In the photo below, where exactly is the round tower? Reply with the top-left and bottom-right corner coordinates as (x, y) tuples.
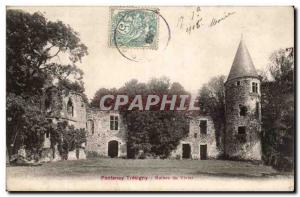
(224, 38), (262, 160)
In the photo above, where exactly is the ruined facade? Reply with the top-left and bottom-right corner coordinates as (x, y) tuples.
(171, 116), (219, 159)
(61, 92), (87, 130)
(41, 38), (262, 161)
(84, 112), (218, 159)
(41, 89), (87, 161)
(85, 109), (127, 158)
(224, 39), (262, 160)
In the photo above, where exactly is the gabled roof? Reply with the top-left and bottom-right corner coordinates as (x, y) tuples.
(226, 38), (258, 82)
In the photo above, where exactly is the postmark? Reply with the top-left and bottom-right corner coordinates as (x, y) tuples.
(109, 7), (159, 49)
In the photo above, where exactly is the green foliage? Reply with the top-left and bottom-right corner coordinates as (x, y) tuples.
(7, 10), (88, 97)
(57, 79), (89, 104)
(50, 121), (86, 159)
(124, 110), (188, 158)
(198, 75), (226, 151)
(261, 48), (294, 171)
(90, 87), (118, 108)
(6, 93), (51, 157)
(6, 9), (88, 160)
(124, 78), (190, 158)
(91, 77), (190, 158)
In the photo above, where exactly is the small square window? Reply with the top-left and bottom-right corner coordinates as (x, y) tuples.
(194, 133), (198, 138)
(236, 81), (241, 86)
(238, 126), (246, 134)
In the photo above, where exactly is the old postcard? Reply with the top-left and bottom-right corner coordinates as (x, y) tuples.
(6, 6), (294, 191)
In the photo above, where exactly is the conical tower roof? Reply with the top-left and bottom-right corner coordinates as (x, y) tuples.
(226, 38), (258, 82)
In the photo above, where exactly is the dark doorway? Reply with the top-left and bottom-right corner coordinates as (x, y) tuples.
(182, 144), (191, 159)
(200, 145), (207, 160)
(108, 140), (118, 158)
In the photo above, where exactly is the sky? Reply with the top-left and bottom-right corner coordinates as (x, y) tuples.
(10, 6), (294, 99)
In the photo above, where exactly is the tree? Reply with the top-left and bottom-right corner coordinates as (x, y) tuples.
(122, 78), (190, 158)
(6, 93), (49, 159)
(261, 48), (294, 171)
(50, 121), (86, 160)
(57, 79), (89, 104)
(90, 77), (190, 158)
(198, 75), (226, 152)
(7, 10), (87, 97)
(90, 87), (118, 108)
(6, 9), (88, 160)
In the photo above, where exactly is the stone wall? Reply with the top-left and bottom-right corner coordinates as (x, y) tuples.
(86, 109), (127, 157)
(42, 91), (87, 161)
(41, 89), (221, 161)
(171, 116), (219, 159)
(225, 77), (262, 160)
(60, 91), (87, 129)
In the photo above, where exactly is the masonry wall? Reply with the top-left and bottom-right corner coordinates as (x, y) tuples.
(225, 77), (262, 160)
(86, 109), (127, 157)
(60, 92), (87, 129)
(171, 116), (219, 159)
(42, 89), (221, 161)
(41, 91), (87, 161)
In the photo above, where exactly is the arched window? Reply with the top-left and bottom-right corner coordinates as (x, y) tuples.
(67, 99), (74, 117)
(87, 119), (94, 135)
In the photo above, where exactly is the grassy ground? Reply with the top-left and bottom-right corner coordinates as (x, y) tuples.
(6, 158), (292, 178)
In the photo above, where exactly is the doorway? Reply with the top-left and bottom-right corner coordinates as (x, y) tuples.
(108, 140), (118, 158)
(182, 144), (191, 159)
(200, 144), (207, 160)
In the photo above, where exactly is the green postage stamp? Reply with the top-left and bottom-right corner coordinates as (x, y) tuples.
(109, 7), (159, 49)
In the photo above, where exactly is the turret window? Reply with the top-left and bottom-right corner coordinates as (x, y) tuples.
(237, 126), (246, 143)
(236, 81), (241, 86)
(238, 126), (246, 134)
(239, 105), (247, 116)
(252, 82), (258, 93)
(256, 102), (260, 119)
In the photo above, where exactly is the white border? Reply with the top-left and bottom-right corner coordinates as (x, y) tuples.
(1, 0), (298, 196)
